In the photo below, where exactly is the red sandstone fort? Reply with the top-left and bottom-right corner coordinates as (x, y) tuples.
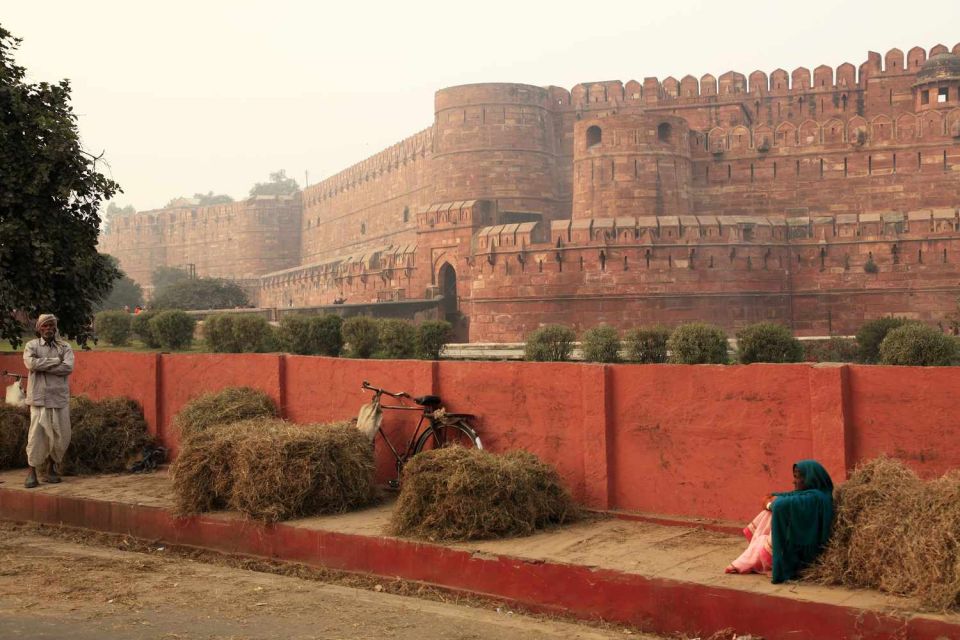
(101, 44), (960, 341)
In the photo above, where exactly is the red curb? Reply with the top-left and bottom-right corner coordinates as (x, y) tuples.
(0, 487), (955, 640)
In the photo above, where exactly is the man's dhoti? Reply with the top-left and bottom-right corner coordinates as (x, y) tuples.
(27, 406), (71, 468)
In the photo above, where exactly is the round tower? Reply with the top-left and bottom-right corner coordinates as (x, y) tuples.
(432, 83), (563, 221)
(572, 114), (692, 219)
(914, 52), (960, 113)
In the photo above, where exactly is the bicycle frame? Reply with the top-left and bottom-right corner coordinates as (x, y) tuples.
(361, 381), (436, 470)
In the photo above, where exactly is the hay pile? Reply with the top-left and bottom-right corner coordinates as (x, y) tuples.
(172, 418), (376, 523)
(809, 457), (960, 610)
(389, 447), (579, 541)
(174, 387), (277, 439)
(64, 396), (153, 474)
(0, 404), (29, 469)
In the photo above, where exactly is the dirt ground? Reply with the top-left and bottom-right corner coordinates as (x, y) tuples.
(0, 521), (662, 640)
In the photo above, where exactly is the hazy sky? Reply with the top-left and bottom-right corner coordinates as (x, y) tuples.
(5, 1), (960, 211)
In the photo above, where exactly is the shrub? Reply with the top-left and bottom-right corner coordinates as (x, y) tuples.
(580, 325), (621, 363)
(149, 310), (196, 351)
(864, 257), (878, 274)
(416, 320), (453, 360)
(151, 277), (249, 311)
(524, 324), (576, 362)
(667, 323), (728, 364)
(378, 319), (417, 359)
(623, 325), (671, 363)
(310, 314), (343, 357)
(736, 322), (804, 364)
(232, 315), (275, 353)
(803, 337), (859, 363)
(203, 314), (239, 352)
(341, 316), (379, 358)
(856, 316), (913, 364)
(131, 310), (161, 348)
(879, 324), (958, 366)
(94, 310), (132, 346)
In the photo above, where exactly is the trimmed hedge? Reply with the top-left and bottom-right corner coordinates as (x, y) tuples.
(624, 325), (670, 363)
(736, 322), (804, 364)
(378, 319), (417, 359)
(203, 314), (239, 353)
(879, 324), (958, 366)
(310, 314), (343, 357)
(94, 310), (132, 346)
(803, 337), (859, 363)
(131, 311), (161, 348)
(667, 323), (728, 364)
(581, 325), (621, 363)
(149, 310), (195, 351)
(524, 325), (576, 362)
(416, 320), (452, 360)
(856, 316), (913, 364)
(232, 315), (275, 353)
(342, 316), (379, 359)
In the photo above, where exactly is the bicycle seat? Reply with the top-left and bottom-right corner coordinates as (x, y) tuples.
(414, 395), (441, 406)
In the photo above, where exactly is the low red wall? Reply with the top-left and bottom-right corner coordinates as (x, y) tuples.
(3, 352), (960, 522)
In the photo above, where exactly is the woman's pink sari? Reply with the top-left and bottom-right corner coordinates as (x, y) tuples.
(728, 510), (774, 574)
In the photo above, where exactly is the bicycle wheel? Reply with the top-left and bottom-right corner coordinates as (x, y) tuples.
(413, 419), (483, 454)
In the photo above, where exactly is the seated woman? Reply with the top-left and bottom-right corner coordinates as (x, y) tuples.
(725, 459), (834, 583)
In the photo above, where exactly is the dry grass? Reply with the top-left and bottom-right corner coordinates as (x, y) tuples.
(174, 387), (277, 439)
(809, 456), (960, 611)
(64, 396), (153, 474)
(0, 404), (29, 469)
(172, 418), (376, 523)
(389, 447), (580, 541)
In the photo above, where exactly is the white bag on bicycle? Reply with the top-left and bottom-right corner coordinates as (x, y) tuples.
(5, 381), (26, 407)
(356, 397), (382, 442)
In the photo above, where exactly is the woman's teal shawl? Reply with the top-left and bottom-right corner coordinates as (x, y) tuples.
(770, 459), (834, 583)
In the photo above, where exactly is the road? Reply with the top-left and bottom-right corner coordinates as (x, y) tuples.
(0, 522), (660, 640)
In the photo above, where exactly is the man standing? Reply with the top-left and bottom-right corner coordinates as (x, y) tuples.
(22, 314), (74, 488)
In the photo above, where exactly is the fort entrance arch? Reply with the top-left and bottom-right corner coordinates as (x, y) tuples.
(438, 262), (466, 341)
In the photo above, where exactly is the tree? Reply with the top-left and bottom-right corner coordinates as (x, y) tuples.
(96, 255), (144, 311)
(102, 202), (136, 233)
(193, 191), (233, 206)
(151, 277), (249, 310)
(249, 170), (299, 197)
(0, 27), (121, 347)
(151, 266), (192, 291)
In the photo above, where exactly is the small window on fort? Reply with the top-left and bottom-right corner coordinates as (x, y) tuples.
(657, 122), (673, 143)
(586, 125), (602, 148)
(921, 90), (930, 105)
(360, 222), (366, 235)
(403, 206), (410, 223)
(938, 88), (949, 103)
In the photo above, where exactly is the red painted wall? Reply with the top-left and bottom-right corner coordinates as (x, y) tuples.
(5, 352), (960, 522)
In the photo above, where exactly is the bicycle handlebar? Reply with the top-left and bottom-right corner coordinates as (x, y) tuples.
(361, 380), (409, 399)
(1, 370), (24, 381)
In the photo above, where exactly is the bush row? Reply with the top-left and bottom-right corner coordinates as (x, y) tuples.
(95, 309), (195, 351)
(524, 318), (960, 366)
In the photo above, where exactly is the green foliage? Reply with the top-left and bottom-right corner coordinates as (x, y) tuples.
(667, 323), (729, 364)
(378, 319), (417, 359)
(277, 314), (344, 356)
(149, 310), (195, 351)
(879, 324), (958, 366)
(249, 170), (299, 197)
(232, 315), (275, 353)
(856, 316), (913, 364)
(864, 257), (879, 274)
(193, 191), (233, 206)
(341, 316), (379, 359)
(803, 337), (859, 363)
(310, 314), (343, 357)
(151, 277), (249, 311)
(102, 202), (135, 233)
(524, 325), (576, 362)
(580, 325), (621, 363)
(202, 314), (239, 353)
(94, 310), (132, 346)
(623, 325), (671, 363)
(131, 311), (160, 348)
(151, 266), (191, 291)
(0, 27), (121, 347)
(416, 320), (452, 360)
(735, 323), (804, 364)
(96, 257), (143, 311)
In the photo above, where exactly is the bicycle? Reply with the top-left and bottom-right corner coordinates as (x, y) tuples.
(360, 380), (482, 487)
